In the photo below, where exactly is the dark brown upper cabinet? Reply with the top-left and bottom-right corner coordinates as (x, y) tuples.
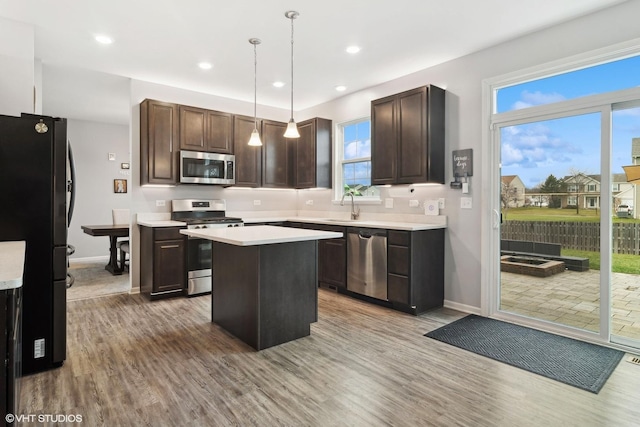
(292, 118), (332, 189)
(371, 85), (445, 185)
(140, 99), (180, 185)
(179, 105), (233, 154)
(262, 119), (290, 188)
(233, 115), (262, 187)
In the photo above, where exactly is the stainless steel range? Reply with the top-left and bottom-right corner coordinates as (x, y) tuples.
(171, 199), (243, 296)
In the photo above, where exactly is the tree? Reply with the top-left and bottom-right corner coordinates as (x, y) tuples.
(539, 174), (563, 208)
(501, 181), (520, 219)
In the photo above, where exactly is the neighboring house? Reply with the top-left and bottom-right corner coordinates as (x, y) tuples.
(613, 173), (635, 211)
(501, 175), (526, 208)
(559, 173), (601, 209)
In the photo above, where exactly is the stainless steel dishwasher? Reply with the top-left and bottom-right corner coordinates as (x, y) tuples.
(347, 228), (388, 300)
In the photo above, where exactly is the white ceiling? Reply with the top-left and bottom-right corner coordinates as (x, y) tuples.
(0, 0), (628, 124)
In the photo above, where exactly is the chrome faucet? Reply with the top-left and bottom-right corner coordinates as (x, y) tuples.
(340, 191), (360, 220)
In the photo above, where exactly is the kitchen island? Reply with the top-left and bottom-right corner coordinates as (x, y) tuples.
(180, 226), (342, 350)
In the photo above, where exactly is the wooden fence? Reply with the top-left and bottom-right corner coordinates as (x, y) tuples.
(501, 221), (640, 255)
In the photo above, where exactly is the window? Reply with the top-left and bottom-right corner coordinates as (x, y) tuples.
(567, 196), (577, 206)
(613, 183), (620, 191)
(587, 184), (597, 192)
(567, 184), (579, 193)
(496, 54), (640, 113)
(336, 118), (379, 200)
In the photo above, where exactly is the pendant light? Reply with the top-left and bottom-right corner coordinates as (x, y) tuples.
(248, 38), (263, 146)
(283, 10), (300, 138)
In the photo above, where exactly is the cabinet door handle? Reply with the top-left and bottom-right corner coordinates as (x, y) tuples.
(160, 244), (180, 249)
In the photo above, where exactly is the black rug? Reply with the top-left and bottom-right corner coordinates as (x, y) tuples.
(425, 315), (624, 393)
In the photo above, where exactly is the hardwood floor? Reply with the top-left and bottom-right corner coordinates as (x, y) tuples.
(19, 289), (640, 426)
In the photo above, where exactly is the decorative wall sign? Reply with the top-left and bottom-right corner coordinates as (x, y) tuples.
(453, 149), (473, 177)
(114, 179), (127, 193)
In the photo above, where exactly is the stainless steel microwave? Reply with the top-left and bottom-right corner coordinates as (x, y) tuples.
(180, 151), (235, 185)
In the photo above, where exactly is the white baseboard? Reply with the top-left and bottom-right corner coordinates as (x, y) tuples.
(130, 286), (140, 294)
(443, 300), (482, 315)
(69, 256), (109, 265)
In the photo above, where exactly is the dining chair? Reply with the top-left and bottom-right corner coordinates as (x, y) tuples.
(112, 209), (130, 271)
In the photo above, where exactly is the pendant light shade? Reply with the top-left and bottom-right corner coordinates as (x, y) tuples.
(283, 10), (300, 139)
(248, 38), (263, 146)
(248, 128), (262, 146)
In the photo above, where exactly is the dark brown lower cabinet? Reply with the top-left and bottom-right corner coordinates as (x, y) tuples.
(139, 226), (186, 300)
(292, 223), (347, 289)
(387, 228), (444, 314)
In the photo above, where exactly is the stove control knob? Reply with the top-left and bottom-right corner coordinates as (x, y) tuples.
(227, 224), (233, 228)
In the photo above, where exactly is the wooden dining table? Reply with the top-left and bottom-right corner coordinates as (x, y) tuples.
(81, 224), (129, 275)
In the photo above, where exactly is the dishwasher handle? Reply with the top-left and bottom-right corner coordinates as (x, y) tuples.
(352, 228), (387, 239)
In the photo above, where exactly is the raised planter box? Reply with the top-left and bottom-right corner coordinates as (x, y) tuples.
(501, 255), (566, 277)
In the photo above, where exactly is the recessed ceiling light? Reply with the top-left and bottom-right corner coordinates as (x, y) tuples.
(198, 62), (213, 70)
(346, 46), (361, 54)
(273, 81), (285, 88)
(95, 35), (113, 45)
(335, 85), (347, 92)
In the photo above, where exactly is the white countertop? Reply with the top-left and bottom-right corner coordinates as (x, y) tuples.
(181, 225), (342, 246)
(137, 219), (186, 227)
(137, 211), (446, 231)
(287, 217), (446, 231)
(0, 241), (26, 290)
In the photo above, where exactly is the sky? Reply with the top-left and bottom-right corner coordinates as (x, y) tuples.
(498, 55), (640, 188)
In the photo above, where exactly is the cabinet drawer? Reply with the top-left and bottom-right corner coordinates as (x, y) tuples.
(388, 274), (410, 305)
(154, 227), (184, 241)
(388, 230), (410, 246)
(388, 245), (409, 276)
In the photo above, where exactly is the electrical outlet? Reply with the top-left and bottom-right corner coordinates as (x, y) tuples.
(409, 199), (419, 207)
(156, 200), (165, 207)
(253, 200), (261, 206)
(385, 198), (394, 209)
(461, 197), (472, 209)
(305, 199), (314, 205)
(438, 198), (445, 209)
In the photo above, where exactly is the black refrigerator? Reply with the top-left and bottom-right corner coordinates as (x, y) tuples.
(0, 113), (70, 375)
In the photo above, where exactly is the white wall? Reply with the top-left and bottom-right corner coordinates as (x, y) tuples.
(298, 0), (640, 311)
(0, 17), (34, 115)
(66, 119), (131, 259)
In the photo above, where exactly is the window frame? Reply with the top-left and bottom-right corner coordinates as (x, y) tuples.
(481, 36), (640, 345)
(333, 117), (381, 204)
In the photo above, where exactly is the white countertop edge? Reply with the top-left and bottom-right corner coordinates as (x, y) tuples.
(181, 226), (342, 246)
(0, 241), (26, 290)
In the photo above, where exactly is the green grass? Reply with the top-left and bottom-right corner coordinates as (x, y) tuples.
(503, 206), (640, 223)
(561, 249), (640, 274)
(503, 207), (640, 274)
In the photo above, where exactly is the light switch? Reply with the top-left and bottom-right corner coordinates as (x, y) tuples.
(461, 197), (472, 209)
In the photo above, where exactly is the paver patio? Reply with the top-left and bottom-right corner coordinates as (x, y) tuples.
(501, 269), (640, 340)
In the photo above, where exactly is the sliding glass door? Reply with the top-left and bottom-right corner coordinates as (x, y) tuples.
(611, 102), (640, 348)
(498, 112), (603, 335)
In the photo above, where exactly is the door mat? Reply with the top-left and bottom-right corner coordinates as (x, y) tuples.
(425, 315), (624, 393)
